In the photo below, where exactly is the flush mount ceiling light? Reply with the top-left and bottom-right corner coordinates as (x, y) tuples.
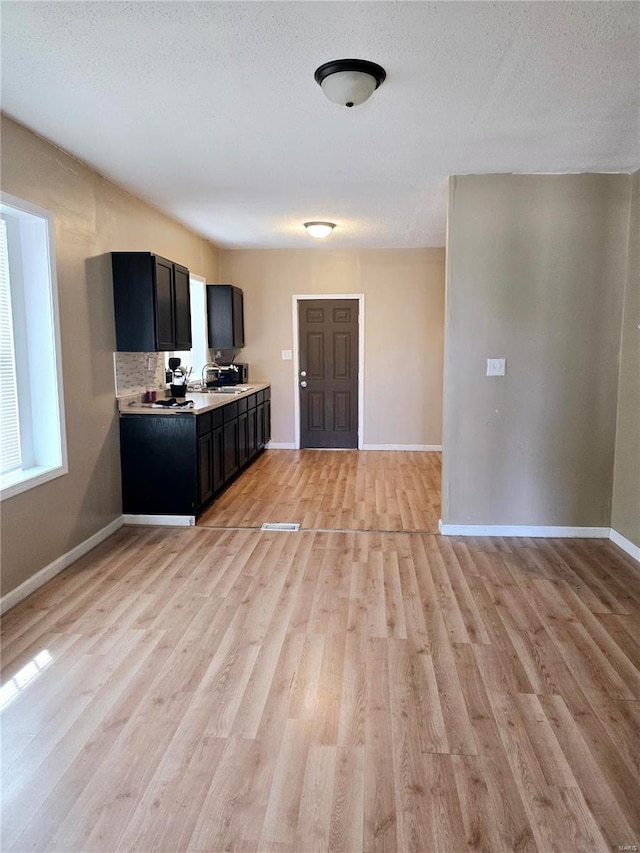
(314, 58), (386, 108)
(304, 221), (336, 239)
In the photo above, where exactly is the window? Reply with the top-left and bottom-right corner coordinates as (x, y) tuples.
(0, 193), (67, 499)
(165, 272), (208, 381)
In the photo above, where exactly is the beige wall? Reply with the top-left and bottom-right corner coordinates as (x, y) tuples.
(443, 174), (630, 528)
(612, 170), (640, 548)
(0, 117), (219, 596)
(219, 248), (445, 448)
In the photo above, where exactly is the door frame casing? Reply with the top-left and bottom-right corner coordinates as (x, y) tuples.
(292, 294), (365, 450)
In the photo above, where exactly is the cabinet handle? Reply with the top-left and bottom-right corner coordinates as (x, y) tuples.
(300, 370), (307, 377)
(300, 380), (307, 388)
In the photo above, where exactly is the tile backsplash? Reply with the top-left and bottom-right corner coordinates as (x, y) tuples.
(114, 352), (166, 397)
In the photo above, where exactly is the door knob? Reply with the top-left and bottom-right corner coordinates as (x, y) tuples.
(300, 380), (307, 388)
(300, 370), (307, 377)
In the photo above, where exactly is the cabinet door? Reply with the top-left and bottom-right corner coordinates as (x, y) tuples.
(247, 406), (257, 458)
(238, 411), (248, 468)
(120, 414), (196, 515)
(112, 253), (157, 352)
(223, 418), (239, 480)
(264, 399), (271, 444)
(232, 286), (245, 347)
(173, 264), (192, 350)
(197, 432), (214, 507)
(154, 256), (175, 351)
(207, 285), (244, 349)
(212, 426), (224, 492)
(256, 403), (265, 450)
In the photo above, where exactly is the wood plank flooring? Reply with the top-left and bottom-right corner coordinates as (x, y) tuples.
(2, 523), (640, 852)
(198, 450), (442, 532)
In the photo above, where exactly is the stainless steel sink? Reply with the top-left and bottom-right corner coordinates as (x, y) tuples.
(203, 385), (254, 395)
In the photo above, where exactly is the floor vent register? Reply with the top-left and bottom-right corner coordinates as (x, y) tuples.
(260, 522), (301, 532)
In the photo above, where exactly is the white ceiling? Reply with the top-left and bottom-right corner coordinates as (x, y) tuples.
(2, 1), (639, 249)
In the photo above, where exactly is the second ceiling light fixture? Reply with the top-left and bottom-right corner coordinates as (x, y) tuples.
(304, 222), (336, 239)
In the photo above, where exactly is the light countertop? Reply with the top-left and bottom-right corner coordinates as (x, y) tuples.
(118, 383), (270, 416)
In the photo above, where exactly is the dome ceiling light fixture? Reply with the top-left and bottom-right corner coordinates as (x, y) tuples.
(314, 58), (386, 108)
(304, 221), (336, 239)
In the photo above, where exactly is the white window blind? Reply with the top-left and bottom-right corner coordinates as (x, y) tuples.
(0, 217), (22, 475)
(0, 193), (67, 500)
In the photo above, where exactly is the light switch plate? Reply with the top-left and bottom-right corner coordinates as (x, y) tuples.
(281, 349), (292, 361)
(487, 357), (506, 376)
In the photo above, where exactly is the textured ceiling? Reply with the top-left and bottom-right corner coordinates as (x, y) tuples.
(2, 1), (639, 248)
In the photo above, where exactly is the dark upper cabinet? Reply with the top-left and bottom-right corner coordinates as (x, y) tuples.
(112, 252), (192, 352)
(173, 264), (192, 350)
(154, 256), (175, 350)
(207, 285), (244, 349)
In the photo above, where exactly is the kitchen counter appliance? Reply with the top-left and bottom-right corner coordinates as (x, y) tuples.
(200, 362), (248, 388)
(215, 363), (249, 385)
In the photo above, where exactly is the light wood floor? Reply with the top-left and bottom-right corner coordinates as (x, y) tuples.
(198, 450), (442, 532)
(2, 520), (639, 851)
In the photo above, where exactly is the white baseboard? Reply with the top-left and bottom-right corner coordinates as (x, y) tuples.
(1, 515), (125, 615)
(438, 520), (611, 539)
(362, 444), (442, 452)
(123, 514), (195, 527)
(610, 528), (640, 562)
(264, 443), (442, 452)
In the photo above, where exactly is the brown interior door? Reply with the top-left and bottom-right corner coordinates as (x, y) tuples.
(298, 299), (359, 449)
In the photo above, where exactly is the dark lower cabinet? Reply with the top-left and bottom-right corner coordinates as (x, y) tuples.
(255, 387), (272, 450)
(212, 425), (224, 493)
(247, 407), (257, 457)
(120, 387), (271, 519)
(223, 418), (239, 479)
(238, 411), (249, 468)
(264, 398), (271, 443)
(121, 414), (197, 515)
(201, 409), (225, 501)
(222, 402), (239, 480)
(198, 431), (214, 507)
(256, 404), (264, 450)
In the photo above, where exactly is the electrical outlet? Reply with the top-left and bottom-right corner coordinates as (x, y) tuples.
(147, 355), (154, 371)
(486, 358), (506, 376)
(281, 349), (292, 361)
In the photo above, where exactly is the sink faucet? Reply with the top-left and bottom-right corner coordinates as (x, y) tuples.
(201, 362), (219, 389)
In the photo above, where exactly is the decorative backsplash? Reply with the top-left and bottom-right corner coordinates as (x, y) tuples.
(114, 352), (166, 397)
